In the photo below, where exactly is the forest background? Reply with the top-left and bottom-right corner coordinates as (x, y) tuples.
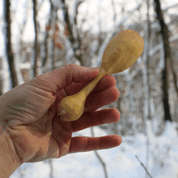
(1, 0), (178, 177)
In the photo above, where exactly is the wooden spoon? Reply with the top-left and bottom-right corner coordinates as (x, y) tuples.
(57, 29), (144, 121)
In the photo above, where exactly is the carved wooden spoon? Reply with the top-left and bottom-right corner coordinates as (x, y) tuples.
(57, 29), (144, 121)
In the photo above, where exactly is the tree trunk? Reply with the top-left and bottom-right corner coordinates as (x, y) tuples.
(5, 0), (18, 88)
(42, 1), (53, 70)
(49, 0), (57, 71)
(146, 0), (151, 121)
(154, 0), (172, 122)
(33, 0), (38, 77)
(61, 0), (75, 44)
(0, 57), (2, 95)
(61, 0), (84, 65)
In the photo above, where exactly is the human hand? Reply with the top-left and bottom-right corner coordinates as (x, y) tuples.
(0, 63), (122, 165)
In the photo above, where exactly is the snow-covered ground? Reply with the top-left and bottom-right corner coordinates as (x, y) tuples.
(10, 120), (178, 178)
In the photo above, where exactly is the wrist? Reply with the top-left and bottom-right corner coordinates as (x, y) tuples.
(0, 126), (21, 178)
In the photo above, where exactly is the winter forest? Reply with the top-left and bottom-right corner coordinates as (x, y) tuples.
(1, 0), (178, 177)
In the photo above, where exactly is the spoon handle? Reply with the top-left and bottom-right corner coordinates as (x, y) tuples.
(78, 68), (106, 99)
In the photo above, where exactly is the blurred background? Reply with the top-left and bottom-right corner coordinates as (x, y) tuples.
(1, 0), (178, 177)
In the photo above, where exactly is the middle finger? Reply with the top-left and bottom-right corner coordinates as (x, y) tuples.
(71, 108), (120, 132)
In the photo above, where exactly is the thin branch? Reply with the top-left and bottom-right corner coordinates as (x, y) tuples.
(135, 155), (153, 178)
(111, 0), (116, 22)
(149, 34), (178, 57)
(163, 3), (178, 12)
(91, 127), (108, 178)
(48, 159), (54, 178)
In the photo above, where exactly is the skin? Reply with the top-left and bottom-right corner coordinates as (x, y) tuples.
(0, 63), (122, 177)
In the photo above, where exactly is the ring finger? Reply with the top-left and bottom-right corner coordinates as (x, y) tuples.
(84, 86), (120, 112)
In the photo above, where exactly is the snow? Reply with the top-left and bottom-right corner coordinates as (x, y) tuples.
(9, 120), (178, 178)
(1, 0), (178, 177)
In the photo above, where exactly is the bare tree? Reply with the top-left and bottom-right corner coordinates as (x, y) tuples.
(42, 0), (57, 72)
(4, 0), (18, 88)
(61, 0), (85, 66)
(144, 0), (151, 174)
(0, 57), (3, 95)
(18, 1), (30, 62)
(33, 0), (38, 77)
(154, 0), (172, 122)
(49, 0), (58, 71)
(42, 2), (52, 69)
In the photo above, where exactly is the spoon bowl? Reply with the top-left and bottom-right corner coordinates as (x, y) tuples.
(101, 29), (144, 74)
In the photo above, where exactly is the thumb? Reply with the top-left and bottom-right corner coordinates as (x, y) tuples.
(36, 63), (100, 94)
